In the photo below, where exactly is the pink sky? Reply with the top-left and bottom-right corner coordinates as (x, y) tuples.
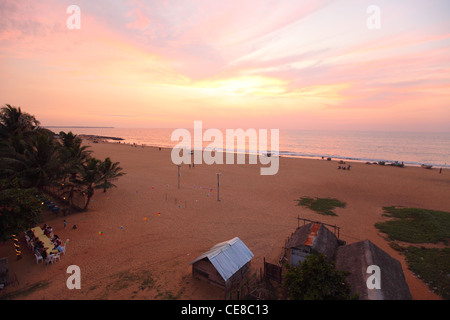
(0, 0), (449, 131)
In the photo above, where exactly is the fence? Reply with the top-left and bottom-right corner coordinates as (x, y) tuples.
(263, 258), (282, 283)
(296, 216), (341, 239)
(225, 271), (260, 300)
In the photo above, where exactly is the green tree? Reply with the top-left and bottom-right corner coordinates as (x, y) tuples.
(0, 104), (40, 139)
(1, 105), (125, 214)
(57, 131), (91, 206)
(79, 157), (125, 210)
(98, 157), (125, 192)
(0, 180), (42, 242)
(283, 253), (357, 300)
(0, 105), (42, 185)
(78, 157), (103, 211)
(20, 133), (60, 189)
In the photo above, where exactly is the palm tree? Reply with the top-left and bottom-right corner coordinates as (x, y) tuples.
(0, 104), (39, 139)
(79, 157), (103, 211)
(98, 157), (125, 192)
(57, 131), (91, 206)
(79, 157), (125, 211)
(0, 105), (43, 187)
(58, 131), (91, 172)
(21, 133), (60, 190)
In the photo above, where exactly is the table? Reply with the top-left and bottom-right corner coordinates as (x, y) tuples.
(31, 227), (58, 255)
(31, 226), (44, 236)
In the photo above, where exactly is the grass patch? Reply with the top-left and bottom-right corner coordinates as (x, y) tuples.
(403, 246), (450, 300)
(138, 273), (156, 291)
(91, 269), (157, 299)
(296, 197), (346, 216)
(108, 270), (156, 292)
(0, 280), (50, 300)
(155, 289), (183, 300)
(376, 206), (450, 299)
(375, 206), (450, 244)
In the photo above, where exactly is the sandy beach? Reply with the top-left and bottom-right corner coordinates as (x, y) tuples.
(1, 140), (449, 300)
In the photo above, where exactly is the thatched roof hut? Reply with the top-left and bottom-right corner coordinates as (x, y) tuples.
(335, 239), (412, 300)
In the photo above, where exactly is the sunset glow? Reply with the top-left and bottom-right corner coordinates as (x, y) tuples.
(0, 0), (449, 131)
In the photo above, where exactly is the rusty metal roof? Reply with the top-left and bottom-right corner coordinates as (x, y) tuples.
(287, 222), (339, 261)
(304, 222), (321, 246)
(190, 237), (254, 282)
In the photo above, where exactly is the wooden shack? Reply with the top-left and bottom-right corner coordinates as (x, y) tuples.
(286, 222), (339, 265)
(0, 258), (10, 288)
(190, 237), (254, 290)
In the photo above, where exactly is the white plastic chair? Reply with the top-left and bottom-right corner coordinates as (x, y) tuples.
(34, 253), (43, 264)
(53, 253), (61, 262)
(45, 254), (57, 265)
(25, 235), (30, 247)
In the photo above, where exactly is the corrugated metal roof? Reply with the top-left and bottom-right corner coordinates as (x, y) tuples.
(190, 237), (254, 282)
(304, 222), (321, 246)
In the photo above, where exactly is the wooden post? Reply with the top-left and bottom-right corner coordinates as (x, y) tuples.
(217, 172), (222, 201)
(263, 257), (266, 280)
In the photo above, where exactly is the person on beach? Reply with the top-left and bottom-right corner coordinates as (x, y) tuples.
(34, 240), (42, 254)
(40, 247), (48, 260)
(44, 226), (53, 236)
(52, 235), (61, 246)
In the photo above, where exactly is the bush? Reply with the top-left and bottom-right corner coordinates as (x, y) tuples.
(0, 180), (42, 241)
(283, 253), (357, 300)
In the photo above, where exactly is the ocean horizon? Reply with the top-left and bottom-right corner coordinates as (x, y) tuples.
(45, 127), (450, 168)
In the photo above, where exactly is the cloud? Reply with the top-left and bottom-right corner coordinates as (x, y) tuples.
(126, 7), (151, 30)
(1, 0), (449, 130)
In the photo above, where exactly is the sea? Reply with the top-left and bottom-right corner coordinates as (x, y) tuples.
(45, 127), (450, 168)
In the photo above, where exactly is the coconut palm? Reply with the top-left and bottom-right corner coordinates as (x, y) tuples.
(21, 133), (60, 190)
(0, 104), (39, 139)
(57, 131), (92, 206)
(98, 157), (125, 192)
(0, 105), (44, 186)
(58, 131), (91, 171)
(78, 157), (125, 211)
(78, 157), (103, 211)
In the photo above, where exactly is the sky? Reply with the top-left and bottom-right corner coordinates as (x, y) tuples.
(0, 0), (449, 131)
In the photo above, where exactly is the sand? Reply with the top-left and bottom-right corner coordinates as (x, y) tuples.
(1, 140), (449, 300)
